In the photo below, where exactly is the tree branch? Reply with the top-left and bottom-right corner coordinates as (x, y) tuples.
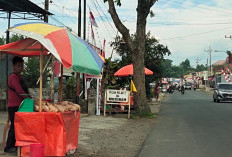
(149, 0), (158, 8)
(107, 0), (134, 51)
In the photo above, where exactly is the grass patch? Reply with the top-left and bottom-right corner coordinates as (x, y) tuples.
(131, 111), (158, 119)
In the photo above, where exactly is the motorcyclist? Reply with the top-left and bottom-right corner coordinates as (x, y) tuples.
(181, 84), (185, 94)
(193, 82), (197, 91)
(169, 84), (174, 94)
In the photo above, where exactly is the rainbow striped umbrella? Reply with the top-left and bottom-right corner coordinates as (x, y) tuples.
(9, 22), (104, 75)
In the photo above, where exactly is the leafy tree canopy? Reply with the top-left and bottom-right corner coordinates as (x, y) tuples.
(109, 32), (171, 98)
(196, 64), (208, 72)
(23, 57), (50, 88)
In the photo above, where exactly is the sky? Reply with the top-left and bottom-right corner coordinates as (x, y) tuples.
(1, 0), (232, 67)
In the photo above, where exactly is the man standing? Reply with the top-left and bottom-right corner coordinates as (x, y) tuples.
(154, 83), (160, 101)
(4, 56), (28, 153)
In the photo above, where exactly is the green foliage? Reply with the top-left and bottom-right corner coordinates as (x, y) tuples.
(0, 34), (24, 45)
(226, 50), (231, 55)
(10, 34), (24, 43)
(102, 57), (121, 88)
(196, 64), (207, 72)
(109, 32), (171, 98)
(103, 0), (121, 6)
(22, 57), (50, 88)
(0, 36), (5, 45)
(161, 59), (208, 78)
(131, 111), (158, 119)
(149, 10), (155, 18)
(161, 59), (174, 78)
(64, 75), (76, 99)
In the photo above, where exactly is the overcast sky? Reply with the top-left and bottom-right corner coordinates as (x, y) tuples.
(1, 0), (232, 67)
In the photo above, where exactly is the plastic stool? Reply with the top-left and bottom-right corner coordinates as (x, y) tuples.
(30, 144), (44, 157)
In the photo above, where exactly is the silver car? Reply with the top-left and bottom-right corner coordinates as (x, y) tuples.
(184, 82), (192, 90)
(213, 83), (232, 103)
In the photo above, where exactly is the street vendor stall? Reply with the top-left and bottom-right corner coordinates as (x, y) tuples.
(0, 22), (104, 156)
(15, 111), (80, 156)
(107, 64), (153, 118)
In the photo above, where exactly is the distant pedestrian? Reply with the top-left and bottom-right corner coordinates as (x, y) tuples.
(154, 84), (160, 101)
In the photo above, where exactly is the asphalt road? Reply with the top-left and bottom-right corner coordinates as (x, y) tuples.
(138, 89), (232, 157)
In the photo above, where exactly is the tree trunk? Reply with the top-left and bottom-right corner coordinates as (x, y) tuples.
(132, 1), (151, 115)
(107, 0), (157, 115)
(229, 54), (232, 64)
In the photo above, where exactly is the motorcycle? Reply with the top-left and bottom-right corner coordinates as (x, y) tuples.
(168, 86), (174, 94)
(181, 89), (185, 95)
(180, 85), (185, 95)
(169, 88), (174, 94)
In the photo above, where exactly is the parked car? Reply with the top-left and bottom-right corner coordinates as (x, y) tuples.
(184, 82), (192, 90)
(213, 83), (232, 103)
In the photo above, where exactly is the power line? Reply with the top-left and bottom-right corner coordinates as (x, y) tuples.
(50, 3), (78, 12)
(149, 21), (232, 26)
(50, 2), (77, 25)
(87, 1), (117, 49)
(161, 26), (232, 40)
(94, 0), (117, 33)
(156, 0), (232, 17)
(90, 0), (116, 34)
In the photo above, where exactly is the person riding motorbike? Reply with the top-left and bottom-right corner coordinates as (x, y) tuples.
(181, 84), (185, 94)
(168, 85), (174, 94)
(193, 82), (197, 91)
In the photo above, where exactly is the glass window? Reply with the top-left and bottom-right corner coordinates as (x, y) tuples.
(219, 84), (232, 90)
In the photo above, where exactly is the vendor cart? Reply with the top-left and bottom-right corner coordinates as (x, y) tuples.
(0, 22), (104, 156)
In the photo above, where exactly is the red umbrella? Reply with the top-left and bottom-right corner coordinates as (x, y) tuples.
(162, 80), (168, 84)
(114, 64), (153, 77)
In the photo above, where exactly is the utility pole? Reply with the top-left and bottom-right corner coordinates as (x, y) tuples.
(44, 0), (49, 22)
(5, 11), (11, 109)
(204, 46), (213, 76)
(195, 57), (201, 67)
(76, 0), (81, 104)
(82, 0), (86, 99)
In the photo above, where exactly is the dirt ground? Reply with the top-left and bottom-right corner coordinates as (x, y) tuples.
(71, 93), (165, 157)
(72, 114), (157, 157)
(0, 94), (164, 157)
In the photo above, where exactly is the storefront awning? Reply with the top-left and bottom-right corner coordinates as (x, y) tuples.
(0, 0), (52, 16)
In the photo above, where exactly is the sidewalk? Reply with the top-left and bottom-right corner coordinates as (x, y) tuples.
(0, 112), (16, 156)
(0, 111), (8, 124)
(199, 85), (214, 95)
(149, 92), (165, 114)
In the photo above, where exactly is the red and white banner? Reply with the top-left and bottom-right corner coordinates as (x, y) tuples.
(221, 69), (231, 83)
(102, 39), (106, 59)
(226, 67), (232, 78)
(90, 11), (98, 27)
(91, 24), (95, 40)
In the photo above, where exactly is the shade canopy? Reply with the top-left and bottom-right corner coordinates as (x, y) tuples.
(0, 0), (52, 16)
(0, 38), (48, 56)
(1, 22), (104, 75)
(114, 64), (153, 77)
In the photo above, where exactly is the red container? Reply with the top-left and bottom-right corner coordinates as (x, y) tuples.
(30, 144), (45, 157)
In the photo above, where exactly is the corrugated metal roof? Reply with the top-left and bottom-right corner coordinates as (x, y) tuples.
(212, 60), (226, 66)
(0, 0), (52, 16)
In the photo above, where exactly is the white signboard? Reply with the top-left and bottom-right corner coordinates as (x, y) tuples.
(106, 89), (129, 102)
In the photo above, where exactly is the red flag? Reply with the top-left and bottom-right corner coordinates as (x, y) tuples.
(102, 39), (106, 59)
(91, 24), (95, 40)
(53, 60), (61, 77)
(90, 11), (98, 27)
